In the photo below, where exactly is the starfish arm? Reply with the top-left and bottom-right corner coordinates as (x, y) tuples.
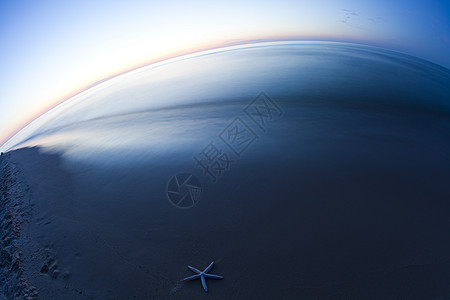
(204, 261), (215, 273)
(187, 266), (202, 274)
(204, 273), (223, 279)
(201, 274), (208, 292)
(183, 274), (201, 281)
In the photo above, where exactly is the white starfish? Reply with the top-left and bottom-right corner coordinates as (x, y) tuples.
(183, 261), (223, 292)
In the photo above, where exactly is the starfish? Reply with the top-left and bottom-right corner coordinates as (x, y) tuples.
(183, 261), (223, 292)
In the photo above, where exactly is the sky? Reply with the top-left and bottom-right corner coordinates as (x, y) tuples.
(0, 0), (449, 150)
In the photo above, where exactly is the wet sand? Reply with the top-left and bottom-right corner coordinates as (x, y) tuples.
(2, 131), (450, 300)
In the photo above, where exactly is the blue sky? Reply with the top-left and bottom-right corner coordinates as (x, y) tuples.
(0, 0), (449, 149)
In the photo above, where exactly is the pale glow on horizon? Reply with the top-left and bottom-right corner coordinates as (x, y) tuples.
(1, 0), (449, 150)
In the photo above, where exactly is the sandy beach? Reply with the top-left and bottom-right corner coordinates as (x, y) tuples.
(2, 136), (450, 299)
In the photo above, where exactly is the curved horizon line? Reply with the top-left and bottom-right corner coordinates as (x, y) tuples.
(1, 38), (446, 151)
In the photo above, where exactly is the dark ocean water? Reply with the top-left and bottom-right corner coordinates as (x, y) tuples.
(4, 42), (450, 299)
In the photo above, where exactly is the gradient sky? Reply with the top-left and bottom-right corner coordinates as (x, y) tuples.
(1, 0), (449, 150)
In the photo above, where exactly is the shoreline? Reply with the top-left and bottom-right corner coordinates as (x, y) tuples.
(0, 148), (89, 299)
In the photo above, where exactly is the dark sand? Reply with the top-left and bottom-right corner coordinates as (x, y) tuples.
(2, 101), (450, 300)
